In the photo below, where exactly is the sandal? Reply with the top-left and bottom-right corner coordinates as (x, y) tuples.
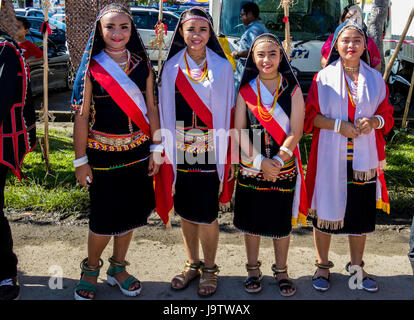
(272, 264), (296, 297)
(106, 257), (141, 297)
(171, 261), (203, 290)
(74, 258), (104, 300)
(244, 261), (263, 294)
(312, 260), (334, 292)
(198, 264), (220, 298)
(345, 260), (378, 293)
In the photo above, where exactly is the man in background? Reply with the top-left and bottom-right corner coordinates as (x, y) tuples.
(231, 2), (268, 89)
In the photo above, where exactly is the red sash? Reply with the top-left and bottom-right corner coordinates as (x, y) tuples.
(240, 84), (308, 217)
(176, 68), (234, 203)
(89, 59), (150, 137)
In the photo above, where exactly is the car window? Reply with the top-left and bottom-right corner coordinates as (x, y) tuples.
(148, 13), (178, 32)
(28, 19), (43, 31)
(133, 13), (150, 29)
(162, 14), (178, 31)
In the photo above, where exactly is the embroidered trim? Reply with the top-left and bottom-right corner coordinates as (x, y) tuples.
(91, 156), (149, 171)
(237, 181), (295, 192)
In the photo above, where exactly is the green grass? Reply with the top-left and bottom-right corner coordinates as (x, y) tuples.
(4, 126), (414, 219)
(5, 128), (89, 216)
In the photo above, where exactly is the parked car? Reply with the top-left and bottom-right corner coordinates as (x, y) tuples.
(15, 7), (45, 18)
(18, 16), (66, 52)
(130, 7), (180, 63)
(51, 13), (65, 24)
(24, 33), (71, 96)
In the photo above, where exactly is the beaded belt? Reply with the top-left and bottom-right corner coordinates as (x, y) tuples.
(176, 128), (214, 154)
(89, 130), (146, 147)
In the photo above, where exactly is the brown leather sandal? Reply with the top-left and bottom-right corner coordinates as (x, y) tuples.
(171, 261), (202, 290)
(198, 264), (220, 298)
(244, 261), (263, 293)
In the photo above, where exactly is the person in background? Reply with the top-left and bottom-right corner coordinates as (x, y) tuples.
(16, 16), (43, 64)
(0, 29), (36, 301)
(231, 2), (268, 89)
(320, 4), (381, 72)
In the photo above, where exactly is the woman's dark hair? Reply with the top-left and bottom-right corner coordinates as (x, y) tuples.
(180, 7), (213, 31)
(241, 2), (260, 19)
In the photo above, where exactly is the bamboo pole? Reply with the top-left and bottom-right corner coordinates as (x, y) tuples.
(401, 66), (414, 129)
(280, 0), (292, 57)
(383, 7), (414, 82)
(157, 0), (164, 73)
(42, 0), (51, 173)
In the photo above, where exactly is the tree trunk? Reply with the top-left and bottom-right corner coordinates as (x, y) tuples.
(367, 0), (389, 73)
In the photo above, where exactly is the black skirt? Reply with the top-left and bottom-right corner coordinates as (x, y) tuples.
(234, 162), (297, 238)
(312, 167), (378, 236)
(174, 169), (220, 225)
(87, 148), (155, 236)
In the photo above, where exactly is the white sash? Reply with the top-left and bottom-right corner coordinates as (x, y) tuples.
(158, 48), (235, 184)
(93, 51), (149, 123)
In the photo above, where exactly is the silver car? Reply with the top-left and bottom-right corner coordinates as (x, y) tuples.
(130, 7), (180, 63)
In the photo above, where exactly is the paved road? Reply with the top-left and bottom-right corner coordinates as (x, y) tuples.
(8, 211), (414, 301)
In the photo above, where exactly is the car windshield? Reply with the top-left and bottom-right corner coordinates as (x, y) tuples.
(220, 0), (350, 40)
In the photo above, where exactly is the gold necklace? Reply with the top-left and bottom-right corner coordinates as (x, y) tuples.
(343, 64), (359, 72)
(256, 75), (281, 122)
(184, 52), (208, 84)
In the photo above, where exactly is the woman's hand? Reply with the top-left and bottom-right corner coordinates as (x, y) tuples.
(148, 152), (161, 176)
(339, 121), (360, 138)
(356, 117), (377, 135)
(75, 164), (93, 188)
(261, 158), (281, 182)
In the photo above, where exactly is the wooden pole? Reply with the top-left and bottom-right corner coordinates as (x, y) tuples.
(282, 1), (291, 57)
(158, 0), (164, 74)
(42, 0), (51, 173)
(383, 7), (414, 82)
(401, 67), (414, 129)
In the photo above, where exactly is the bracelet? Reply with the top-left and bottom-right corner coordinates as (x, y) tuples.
(374, 115), (384, 129)
(150, 144), (164, 153)
(253, 154), (265, 170)
(73, 155), (88, 168)
(272, 155), (284, 167)
(334, 119), (342, 133)
(279, 146), (293, 158)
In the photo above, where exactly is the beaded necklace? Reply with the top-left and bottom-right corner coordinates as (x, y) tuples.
(256, 75), (281, 122)
(184, 52), (208, 84)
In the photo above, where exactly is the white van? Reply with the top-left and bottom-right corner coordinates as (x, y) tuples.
(131, 7), (180, 63)
(209, 0), (351, 93)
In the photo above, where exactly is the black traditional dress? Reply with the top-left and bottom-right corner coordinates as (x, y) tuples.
(86, 54), (155, 236)
(234, 76), (298, 238)
(174, 86), (220, 224)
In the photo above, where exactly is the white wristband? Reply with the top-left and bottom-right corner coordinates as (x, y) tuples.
(150, 144), (164, 153)
(253, 154), (265, 170)
(334, 119), (342, 133)
(279, 146), (293, 158)
(272, 155), (284, 167)
(374, 115), (384, 129)
(73, 155), (88, 168)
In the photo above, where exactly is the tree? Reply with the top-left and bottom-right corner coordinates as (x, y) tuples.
(367, 0), (389, 73)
